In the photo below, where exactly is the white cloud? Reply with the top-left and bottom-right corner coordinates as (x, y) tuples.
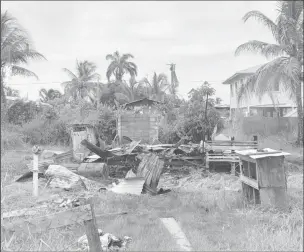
(129, 20), (176, 39)
(168, 44), (233, 56)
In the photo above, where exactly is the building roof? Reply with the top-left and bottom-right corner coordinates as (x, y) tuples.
(222, 64), (264, 85)
(214, 104), (230, 109)
(250, 103), (295, 108)
(124, 98), (162, 107)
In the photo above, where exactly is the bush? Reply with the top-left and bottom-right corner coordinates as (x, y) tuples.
(22, 119), (70, 146)
(1, 123), (25, 151)
(7, 100), (42, 125)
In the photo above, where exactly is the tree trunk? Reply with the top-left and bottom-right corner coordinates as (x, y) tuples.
(295, 83), (303, 146)
(1, 74), (6, 105)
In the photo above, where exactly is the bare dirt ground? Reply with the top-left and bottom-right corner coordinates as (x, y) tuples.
(1, 148), (303, 251)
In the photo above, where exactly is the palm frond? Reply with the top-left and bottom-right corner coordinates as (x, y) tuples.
(62, 68), (77, 80)
(242, 10), (278, 39)
(11, 65), (38, 79)
(235, 40), (286, 58)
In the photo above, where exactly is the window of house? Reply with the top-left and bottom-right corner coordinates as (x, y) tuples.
(231, 84), (234, 96)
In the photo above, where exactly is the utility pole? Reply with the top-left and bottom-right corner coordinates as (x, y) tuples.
(97, 77), (100, 110)
(204, 81), (209, 141)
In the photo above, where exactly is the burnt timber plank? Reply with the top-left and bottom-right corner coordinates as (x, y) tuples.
(3, 204), (92, 235)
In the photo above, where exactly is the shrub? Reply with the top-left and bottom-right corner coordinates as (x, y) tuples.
(7, 100), (42, 125)
(1, 123), (25, 151)
(22, 118), (70, 146)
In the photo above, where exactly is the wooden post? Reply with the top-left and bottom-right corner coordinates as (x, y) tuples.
(33, 154), (38, 197)
(32, 145), (41, 197)
(83, 199), (102, 252)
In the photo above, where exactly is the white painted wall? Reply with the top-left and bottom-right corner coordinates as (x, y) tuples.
(229, 78), (296, 109)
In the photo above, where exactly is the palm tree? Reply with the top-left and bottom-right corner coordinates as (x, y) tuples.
(1, 11), (46, 104)
(114, 76), (146, 104)
(140, 72), (169, 102)
(106, 51), (137, 82)
(215, 97), (222, 105)
(235, 1), (303, 144)
(61, 60), (100, 102)
(4, 86), (19, 97)
(39, 88), (62, 102)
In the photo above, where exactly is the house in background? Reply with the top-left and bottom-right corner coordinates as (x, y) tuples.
(214, 104), (230, 119)
(222, 65), (297, 119)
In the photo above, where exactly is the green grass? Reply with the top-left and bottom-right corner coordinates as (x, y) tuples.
(1, 148), (303, 251)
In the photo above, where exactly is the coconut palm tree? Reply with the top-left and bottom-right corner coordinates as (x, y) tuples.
(235, 1), (303, 144)
(215, 97), (222, 105)
(114, 76), (146, 104)
(1, 11), (46, 104)
(105, 51), (138, 82)
(61, 60), (100, 102)
(39, 88), (62, 102)
(140, 72), (169, 102)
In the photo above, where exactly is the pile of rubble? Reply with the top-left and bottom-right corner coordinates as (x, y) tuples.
(77, 229), (132, 251)
(16, 138), (206, 197)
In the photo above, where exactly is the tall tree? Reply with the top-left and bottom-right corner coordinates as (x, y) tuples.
(39, 88), (62, 102)
(61, 60), (100, 102)
(1, 11), (46, 104)
(168, 63), (179, 97)
(215, 97), (222, 105)
(4, 86), (19, 97)
(114, 77), (146, 104)
(140, 72), (169, 102)
(106, 51), (137, 82)
(235, 1), (303, 144)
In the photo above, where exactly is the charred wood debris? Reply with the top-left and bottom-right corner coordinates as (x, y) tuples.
(17, 136), (206, 196)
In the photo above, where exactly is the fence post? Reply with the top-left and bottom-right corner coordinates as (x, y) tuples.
(32, 145), (41, 197)
(83, 199), (102, 252)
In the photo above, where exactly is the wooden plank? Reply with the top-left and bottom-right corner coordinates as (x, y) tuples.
(83, 199), (102, 252)
(160, 218), (192, 251)
(3, 204), (92, 235)
(33, 154), (39, 197)
(240, 175), (259, 190)
(2, 205), (48, 219)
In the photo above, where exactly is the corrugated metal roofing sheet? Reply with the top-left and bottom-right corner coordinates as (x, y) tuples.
(108, 177), (145, 195)
(235, 148), (290, 159)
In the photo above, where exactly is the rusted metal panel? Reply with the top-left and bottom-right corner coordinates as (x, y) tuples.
(257, 156), (286, 188)
(259, 187), (287, 209)
(108, 177), (145, 196)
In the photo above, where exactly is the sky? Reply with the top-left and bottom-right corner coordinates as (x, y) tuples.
(2, 1), (279, 104)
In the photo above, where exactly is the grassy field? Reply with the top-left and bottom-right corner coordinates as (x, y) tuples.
(1, 146), (303, 251)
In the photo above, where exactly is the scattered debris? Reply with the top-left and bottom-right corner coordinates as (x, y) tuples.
(77, 229), (132, 252)
(137, 153), (164, 193)
(45, 165), (87, 190)
(78, 163), (109, 178)
(108, 177), (146, 196)
(26, 159), (54, 172)
(15, 171), (45, 182)
(125, 169), (136, 178)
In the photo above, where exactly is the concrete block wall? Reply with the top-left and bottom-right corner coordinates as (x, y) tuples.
(118, 113), (160, 144)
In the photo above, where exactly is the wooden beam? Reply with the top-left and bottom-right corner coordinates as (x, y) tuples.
(3, 204), (93, 235)
(240, 175), (259, 190)
(83, 199), (102, 252)
(81, 139), (114, 158)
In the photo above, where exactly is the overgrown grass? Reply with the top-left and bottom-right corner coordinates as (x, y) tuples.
(1, 150), (303, 251)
